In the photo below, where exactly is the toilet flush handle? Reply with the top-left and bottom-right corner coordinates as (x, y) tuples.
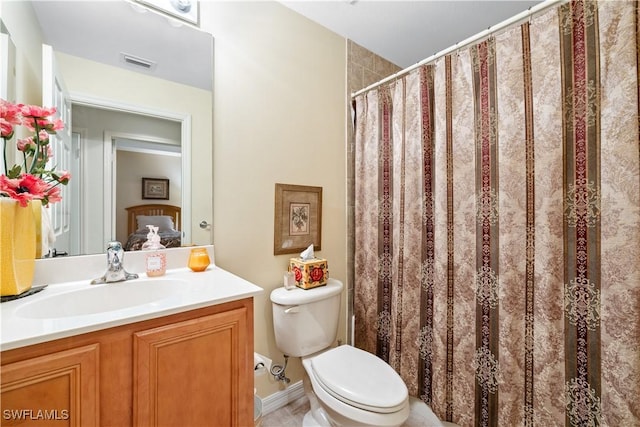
(284, 306), (299, 314)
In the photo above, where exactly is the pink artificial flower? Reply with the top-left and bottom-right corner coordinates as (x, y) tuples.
(1, 100), (22, 125)
(54, 170), (71, 184)
(21, 117), (45, 132)
(20, 104), (56, 119)
(0, 175), (20, 193)
(1, 100), (69, 206)
(0, 121), (14, 138)
(0, 100), (22, 138)
(44, 185), (62, 205)
(38, 129), (50, 142)
(16, 137), (34, 152)
(20, 107), (62, 134)
(0, 174), (47, 207)
(51, 118), (64, 131)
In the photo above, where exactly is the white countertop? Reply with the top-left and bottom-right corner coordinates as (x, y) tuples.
(0, 266), (263, 351)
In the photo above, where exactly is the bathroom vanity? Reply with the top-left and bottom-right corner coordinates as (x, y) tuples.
(0, 260), (262, 427)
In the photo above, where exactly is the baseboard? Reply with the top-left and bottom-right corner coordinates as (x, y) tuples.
(260, 380), (305, 416)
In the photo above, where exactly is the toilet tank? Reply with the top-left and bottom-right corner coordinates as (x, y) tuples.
(270, 279), (343, 357)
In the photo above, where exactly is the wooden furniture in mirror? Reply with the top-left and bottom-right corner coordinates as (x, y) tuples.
(124, 204), (182, 251)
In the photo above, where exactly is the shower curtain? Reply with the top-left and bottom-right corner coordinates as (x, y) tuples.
(352, 1), (639, 426)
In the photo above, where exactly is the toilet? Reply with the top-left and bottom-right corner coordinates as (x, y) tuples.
(270, 278), (410, 427)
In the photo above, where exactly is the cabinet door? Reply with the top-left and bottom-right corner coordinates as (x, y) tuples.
(133, 306), (251, 427)
(1, 344), (100, 427)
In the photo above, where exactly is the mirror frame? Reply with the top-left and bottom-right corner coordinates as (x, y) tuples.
(70, 93), (192, 249)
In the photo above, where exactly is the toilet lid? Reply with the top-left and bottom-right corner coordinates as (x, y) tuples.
(310, 345), (408, 413)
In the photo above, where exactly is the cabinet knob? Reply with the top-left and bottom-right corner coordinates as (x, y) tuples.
(199, 221), (210, 229)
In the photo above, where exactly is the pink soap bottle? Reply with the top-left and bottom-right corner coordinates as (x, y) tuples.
(142, 225), (166, 277)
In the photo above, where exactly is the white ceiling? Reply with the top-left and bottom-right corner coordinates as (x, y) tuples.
(281, 0), (542, 68)
(30, 0), (214, 91)
(29, 0), (542, 91)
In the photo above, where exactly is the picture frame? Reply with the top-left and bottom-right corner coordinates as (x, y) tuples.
(274, 183), (322, 255)
(135, 0), (199, 26)
(142, 178), (170, 200)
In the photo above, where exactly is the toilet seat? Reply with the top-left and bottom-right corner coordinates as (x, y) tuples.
(310, 345), (408, 413)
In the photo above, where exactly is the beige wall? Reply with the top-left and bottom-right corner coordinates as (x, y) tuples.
(1, 0), (43, 106)
(201, 1), (347, 398)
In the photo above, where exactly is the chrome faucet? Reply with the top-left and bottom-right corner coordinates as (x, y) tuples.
(91, 241), (139, 284)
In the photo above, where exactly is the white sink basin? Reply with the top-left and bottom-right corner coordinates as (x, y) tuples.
(14, 279), (188, 319)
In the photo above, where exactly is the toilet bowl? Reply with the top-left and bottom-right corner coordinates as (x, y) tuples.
(271, 279), (410, 426)
(302, 345), (410, 427)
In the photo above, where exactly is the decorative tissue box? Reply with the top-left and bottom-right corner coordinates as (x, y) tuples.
(289, 257), (328, 289)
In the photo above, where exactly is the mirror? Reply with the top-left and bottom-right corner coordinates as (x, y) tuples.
(1, 0), (214, 257)
(72, 104), (184, 256)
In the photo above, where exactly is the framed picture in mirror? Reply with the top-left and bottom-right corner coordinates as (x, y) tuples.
(274, 183), (322, 255)
(142, 178), (170, 200)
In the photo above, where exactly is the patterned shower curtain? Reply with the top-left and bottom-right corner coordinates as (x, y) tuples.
(352, 1), (639, 426)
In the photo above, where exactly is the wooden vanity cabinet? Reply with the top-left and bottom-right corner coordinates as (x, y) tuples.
(1, 298), (254, 427)
(0, 344), (99, 426)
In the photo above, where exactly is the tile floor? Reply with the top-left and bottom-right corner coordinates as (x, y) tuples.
(260, 394), (309, 427)
(260, 394), (458, 427)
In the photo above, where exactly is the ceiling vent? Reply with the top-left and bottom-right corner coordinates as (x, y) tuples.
(120, 53), (157, 71)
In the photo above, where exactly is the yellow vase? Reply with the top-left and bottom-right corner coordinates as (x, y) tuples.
(31, 199), (43, 258)
(0, 198), (37, 296)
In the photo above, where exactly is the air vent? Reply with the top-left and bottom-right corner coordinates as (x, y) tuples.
(120, 53), (157, 71)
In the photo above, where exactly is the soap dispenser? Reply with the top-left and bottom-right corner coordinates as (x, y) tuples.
(142, 225), (166, 277)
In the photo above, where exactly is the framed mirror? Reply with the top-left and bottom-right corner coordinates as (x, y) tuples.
(1, 0), (214, 257)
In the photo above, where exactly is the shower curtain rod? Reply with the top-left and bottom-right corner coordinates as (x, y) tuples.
(351, 0), (567, 98)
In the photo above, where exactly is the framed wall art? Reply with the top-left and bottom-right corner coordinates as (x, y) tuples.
(274, 183), (322, 255)
(142, 178), (170, 200)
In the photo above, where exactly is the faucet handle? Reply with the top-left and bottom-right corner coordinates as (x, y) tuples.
(91, 241), (138, 284)
(106, 241), (123, 266)
(107, 241), (124, 255)
(107, 241), (138, 280)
